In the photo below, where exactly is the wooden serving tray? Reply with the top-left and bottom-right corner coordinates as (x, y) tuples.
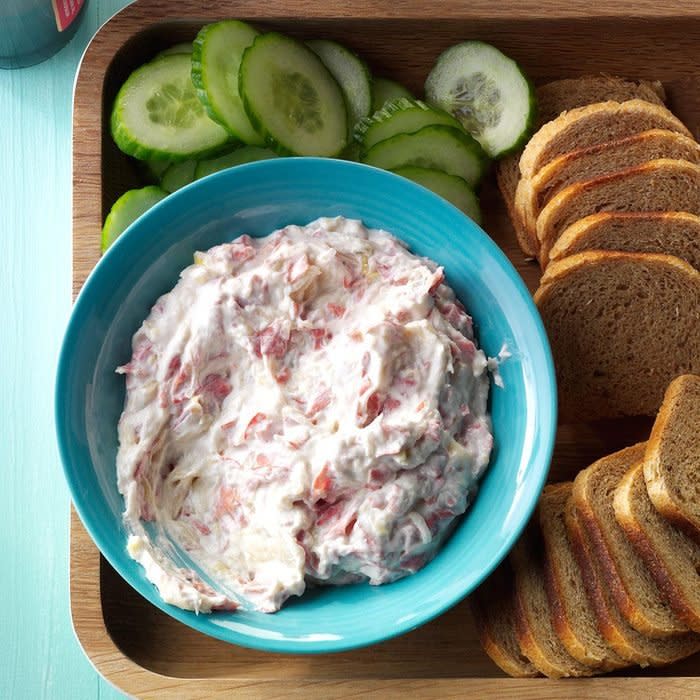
(71, 1), (700, 696)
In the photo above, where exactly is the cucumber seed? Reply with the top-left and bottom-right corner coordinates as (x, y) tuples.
(146, 79), (204, 128)
(450, 72), (502, 135)
(274, 72), (322, 132)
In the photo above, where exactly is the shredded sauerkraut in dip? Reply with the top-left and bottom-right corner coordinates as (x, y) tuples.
(116, 217), (493, 613)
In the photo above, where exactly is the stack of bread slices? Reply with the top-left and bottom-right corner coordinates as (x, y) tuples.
(497, 76), (700, 423)
(471, 374), (700, 678)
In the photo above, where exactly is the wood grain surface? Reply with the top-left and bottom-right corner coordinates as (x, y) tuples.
(71, 1), (700, 697)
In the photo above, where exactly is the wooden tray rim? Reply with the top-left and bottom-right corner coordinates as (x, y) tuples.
(71, 2), (700, 696)
(70, 508), (700, 698)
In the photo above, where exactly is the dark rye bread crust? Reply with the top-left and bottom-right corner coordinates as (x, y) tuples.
(644, 374), (700, 542)
(614, 463), (700, 633)
(497, 76), (666, 257)
(564, 499), (700, 665)
(515, 129), (700, 247)
(519, 100), (691, 181)
(534, 251), (700, 422)
(510, 525), (595, 677)
(548, 211), (700, 272)
(571, 444), (687, 637)
(532, 129), (700, 208)
(535, 158), (700, 263)
(539, 483), (629, 670)
(470, 564), (540, 678)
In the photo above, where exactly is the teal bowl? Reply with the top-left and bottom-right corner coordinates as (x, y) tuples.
(56, 157), (556, 653)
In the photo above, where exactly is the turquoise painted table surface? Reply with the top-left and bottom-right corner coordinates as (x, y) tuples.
(1, 2), (130, 698)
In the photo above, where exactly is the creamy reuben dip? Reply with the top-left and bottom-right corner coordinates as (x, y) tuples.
(116, 217), (494, 613)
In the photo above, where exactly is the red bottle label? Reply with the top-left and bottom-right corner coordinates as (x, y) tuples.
(51, 0), (85, 32)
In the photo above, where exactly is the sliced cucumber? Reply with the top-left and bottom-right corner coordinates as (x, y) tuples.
(194, 146), (278, 179)
(340, 141), (362, 162)
(424, 41), (536, 158)
(191, 20), (264, 145)
(101, 186), (168, 253)
(142, 157), (172, 183)
(371, 77), (413, 112)
(156, 42), (193, 58)
(306, 39), (371, 133)
(354, 97), (462, 153)
(361, 125), (487, 186)
(111, 54), (230, 161)
(392, 166), (481, 224)
(239, 33), (348, 157)
(160, 159), (198, 193)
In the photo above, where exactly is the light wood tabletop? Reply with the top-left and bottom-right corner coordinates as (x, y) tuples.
(0, 1), (130, 698)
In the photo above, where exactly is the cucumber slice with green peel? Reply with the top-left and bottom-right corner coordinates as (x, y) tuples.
(306, 39), (371, 134)
(191, 20), (264, 145)
(194, 146), (278, 179)
(111, 54), (230, 161)
(424, 40), (536, 158)
(361, 124), (487, 187)
(392, 166), (481, 224)
(239, 33), (348, 157)
(156, 42), (193, 58)
(160, 159), (198, 193)
(354, 97), (462, 152)
(371, 77), (412, 112)
(101, 186), (168, 253)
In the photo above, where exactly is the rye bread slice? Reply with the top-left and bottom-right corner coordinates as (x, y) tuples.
(565, 498), (700, 666)
(470, 563), (540, 678)
(497, 76), (666, 257)
(548, 211), (700, 271)
(514, 129), (700, 242)
(644, 374), (700, 542)
(535, 158), (700, 263)
(614, 463), (700, 633)
(510, 524), (596, 678)
(519, 100), (691, 182)
(534, 251), (700, 422)
(539, 483), (629, 670)
(571, 444), (688, 637)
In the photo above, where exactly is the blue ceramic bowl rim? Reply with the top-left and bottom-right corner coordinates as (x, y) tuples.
(56, 157), (556, 653)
